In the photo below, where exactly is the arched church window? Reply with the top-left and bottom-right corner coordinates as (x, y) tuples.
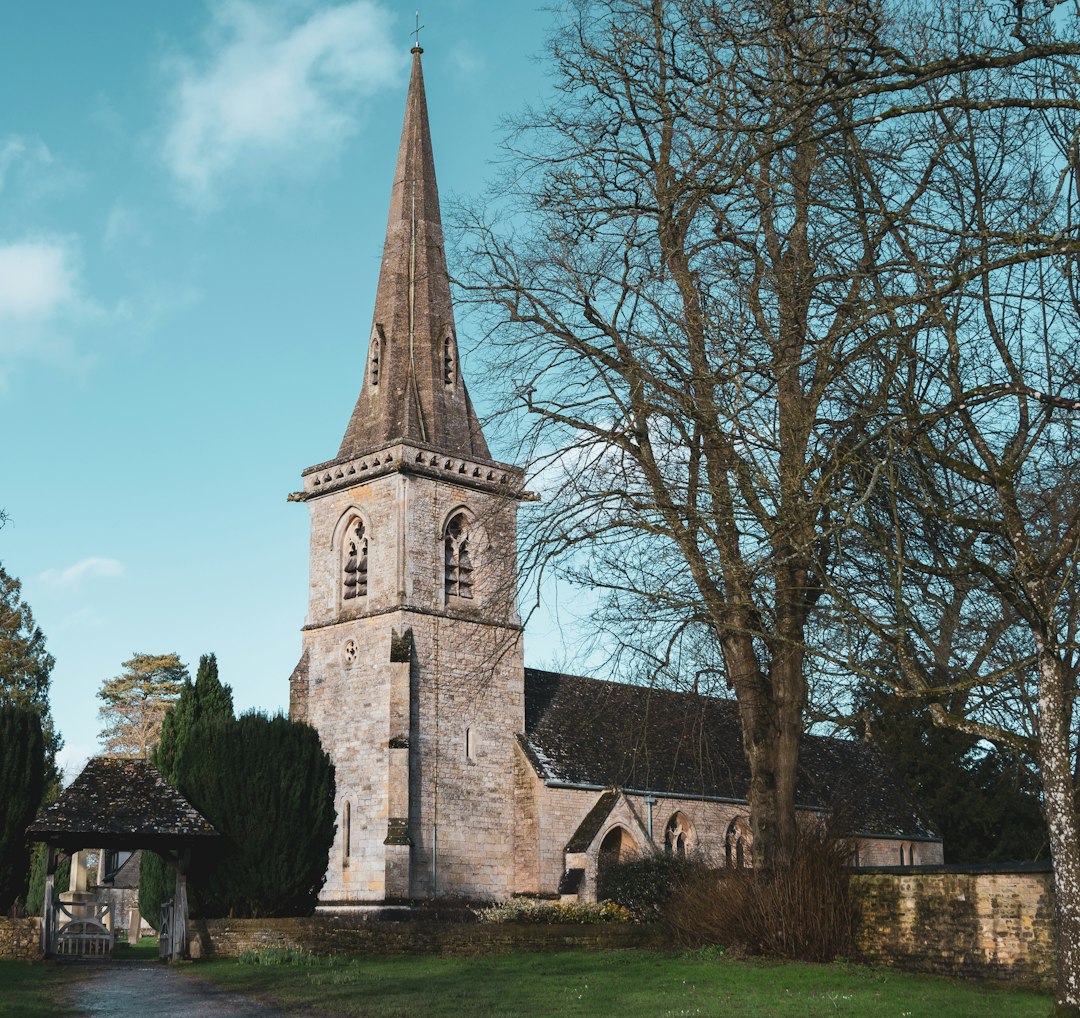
(664, 812), (694, 860)
(444, 333), (455, 385)
(444, 512), (473, 600)
(725, 816), (752, 869)
(343, 519), (369, 600)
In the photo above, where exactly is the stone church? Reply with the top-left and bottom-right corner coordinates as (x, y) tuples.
(287, 46), (943, 906)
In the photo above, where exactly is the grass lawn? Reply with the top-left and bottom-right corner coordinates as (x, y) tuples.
(112, 935), (160, 961)
(0, 960), (82, 1018)
(192, 948), (1054, 1018)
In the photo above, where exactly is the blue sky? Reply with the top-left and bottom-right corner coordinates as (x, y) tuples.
(0, 1), (580, 779)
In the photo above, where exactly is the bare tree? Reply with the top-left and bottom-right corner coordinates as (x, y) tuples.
(462, 0), (1080, 893)
(829, 55), (1080, 1006)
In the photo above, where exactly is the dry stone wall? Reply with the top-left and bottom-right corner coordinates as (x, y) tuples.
(188, 916), (656, 959)
(0, 918), (41, 960)
(185, 869), (1055, 985)
(853, 868), (1055, 987)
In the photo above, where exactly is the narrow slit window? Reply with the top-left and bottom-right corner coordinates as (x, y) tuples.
(370, 326), (384, 386)
(465, 727), (476, 760)
(444, 512), (473, 600)
(343, 520), (369, 600)
(343, 801), (351, 866)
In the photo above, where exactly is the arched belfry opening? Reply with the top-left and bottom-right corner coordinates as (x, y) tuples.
(342, 518), (369, 601)
(444, 511), (474, 600)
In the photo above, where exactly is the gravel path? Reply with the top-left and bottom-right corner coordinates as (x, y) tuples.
(67, 962), (289, 1017)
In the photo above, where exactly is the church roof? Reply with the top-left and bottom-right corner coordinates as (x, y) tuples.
(26, 756), (219, 852)
(336, 47), (492, 464)
(521, 668), (939, 841)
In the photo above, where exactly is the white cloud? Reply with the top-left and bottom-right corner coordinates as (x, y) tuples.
(0, 236), (94, 380)
(40, 557), (125, 588)
(0, 240), (77, 320)
(162, 0), (404, 204)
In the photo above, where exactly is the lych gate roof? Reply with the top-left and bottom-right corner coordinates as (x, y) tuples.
(522, 668), (938, 841)
(26, 756), (218, 852)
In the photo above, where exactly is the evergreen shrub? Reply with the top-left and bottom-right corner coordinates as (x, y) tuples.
(181, 711), (335, 918)
(596, 855), (708, 919)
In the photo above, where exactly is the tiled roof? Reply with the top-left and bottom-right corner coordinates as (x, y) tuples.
(565, 789), (621, 852)
(27, 757), (218, 850)
(523, 668), (938, 841)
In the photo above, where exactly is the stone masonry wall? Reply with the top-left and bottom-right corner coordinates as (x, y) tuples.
(0, 917), (42, 960)
(188, 917), (656, 960)
(187, 871), (1055, 985)
(302, 466), (524, 904)
(853, 869), (1055, 987)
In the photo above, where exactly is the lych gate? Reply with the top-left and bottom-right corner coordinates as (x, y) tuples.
(25, 757), (219, 961)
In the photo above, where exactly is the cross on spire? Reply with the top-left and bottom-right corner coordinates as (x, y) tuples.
(412, 11), (425, 52)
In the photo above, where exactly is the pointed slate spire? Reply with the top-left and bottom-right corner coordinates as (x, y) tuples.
(337, 46), (491, 462)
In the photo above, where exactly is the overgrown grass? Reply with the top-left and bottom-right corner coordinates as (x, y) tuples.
(192, 949), (1053, 1017)
(0, 960), (82, 1018)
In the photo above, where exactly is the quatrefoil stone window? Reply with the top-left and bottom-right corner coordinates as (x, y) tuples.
(343, 640), (357, 667)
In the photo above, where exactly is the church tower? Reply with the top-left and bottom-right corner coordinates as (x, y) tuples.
(289, 46), (526, 902)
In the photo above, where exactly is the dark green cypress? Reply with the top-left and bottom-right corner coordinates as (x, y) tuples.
(0, 704), (46, 913)
(179, 712), (335, 918)
(139, 653), (235, 928)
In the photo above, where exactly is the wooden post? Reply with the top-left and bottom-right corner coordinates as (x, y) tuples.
(41, 846), (56, 957)
(170, 848), (190, 961)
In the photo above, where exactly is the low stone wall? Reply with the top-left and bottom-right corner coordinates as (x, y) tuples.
(188, 916), (659, 960)
(183, 869), (1056, 986)
(852, 868), (1055, 987)
(0, 917), (42, 960)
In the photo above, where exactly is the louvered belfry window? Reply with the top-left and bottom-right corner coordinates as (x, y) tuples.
(444, 512), (473, 600)
(343, 520), (369, 600)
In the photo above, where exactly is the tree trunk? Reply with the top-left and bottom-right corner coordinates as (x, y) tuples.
(1035, 648), (1080, 1015)
(729, 632), (802, 869)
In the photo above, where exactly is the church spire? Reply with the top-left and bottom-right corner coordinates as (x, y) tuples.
(337, 46), (491, 462)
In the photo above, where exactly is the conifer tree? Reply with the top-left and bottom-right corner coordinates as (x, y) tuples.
(179, 712), (335, 918)
(0, 563), (61, 783)
(97, 653), (186, 758)
(0, 704), (45, 913)
(139, 653), (233, 927)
